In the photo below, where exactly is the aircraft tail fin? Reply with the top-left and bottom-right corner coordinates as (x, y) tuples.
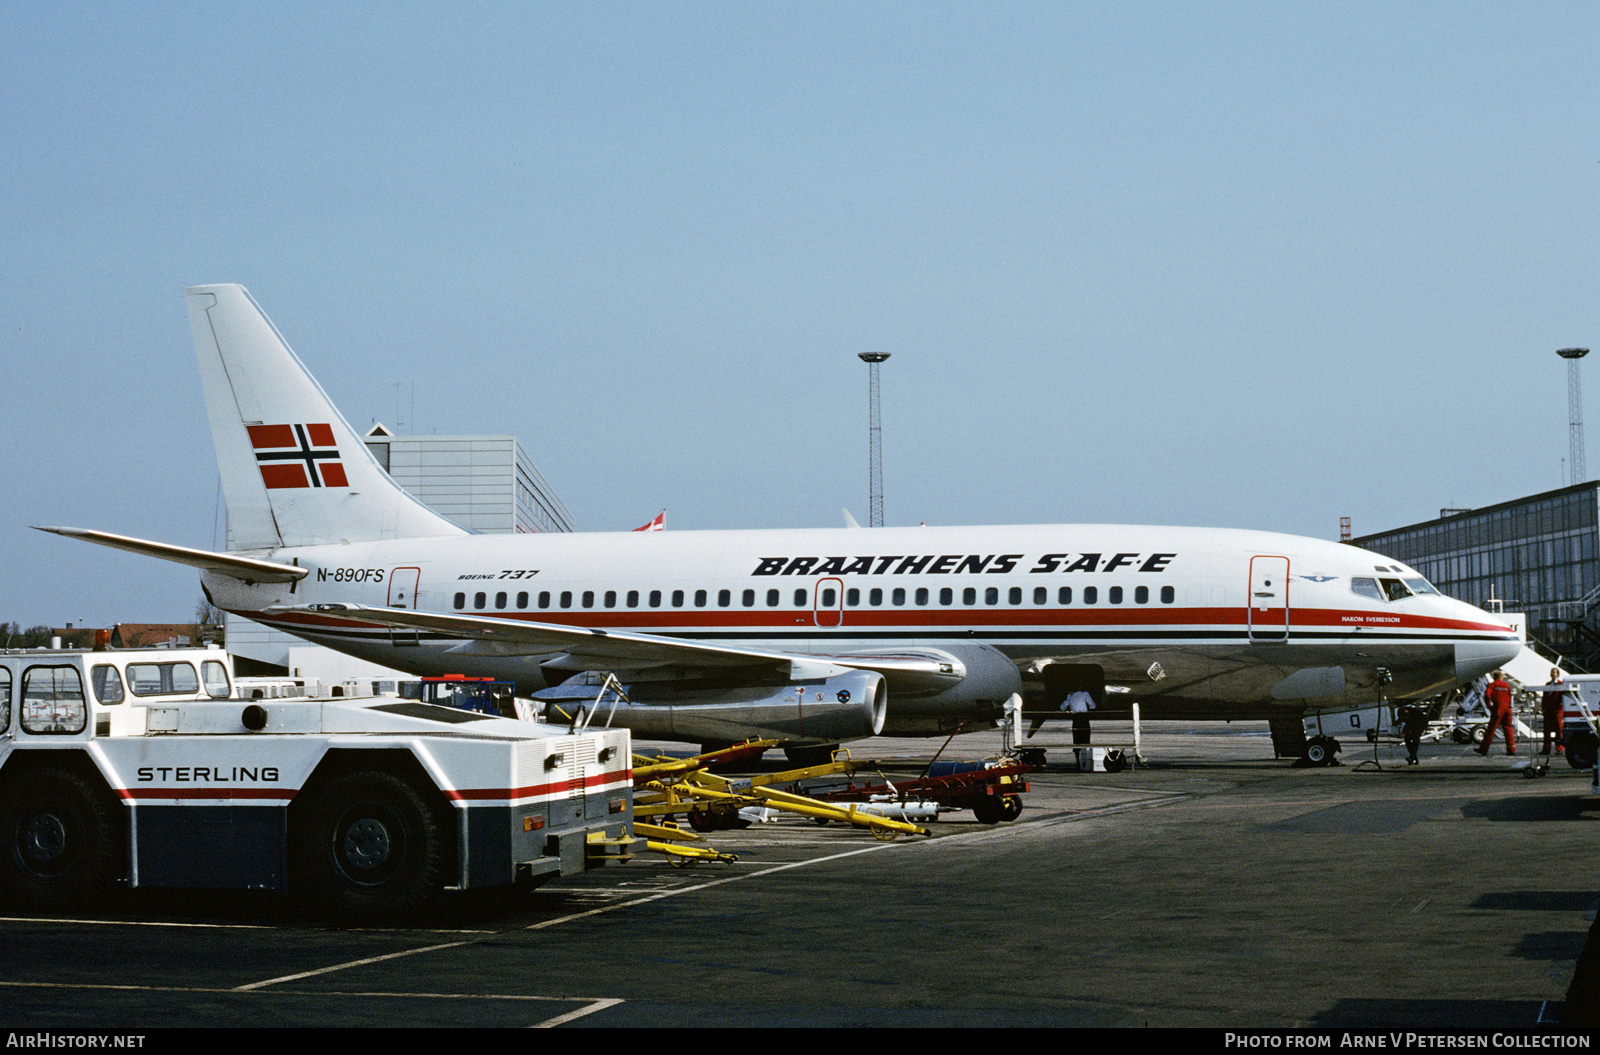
(186, 284), (466, 550)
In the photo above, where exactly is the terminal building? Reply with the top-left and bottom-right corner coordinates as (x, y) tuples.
(227, 425), (573, 676)
(1352, 481), (1600, 671)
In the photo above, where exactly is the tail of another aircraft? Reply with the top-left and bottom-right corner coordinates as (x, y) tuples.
(186, 284), (466, 551)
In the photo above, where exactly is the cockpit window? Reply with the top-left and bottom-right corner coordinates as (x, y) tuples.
(1379, 578), (1412, 602)
(1403, 577), (1440, 596)
(1351, 577), (1383, 601)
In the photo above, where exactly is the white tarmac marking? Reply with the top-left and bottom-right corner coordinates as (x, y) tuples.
(0, 979), (619, 1027)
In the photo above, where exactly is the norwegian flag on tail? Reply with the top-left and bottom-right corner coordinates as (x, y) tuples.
(633, 510), (665, 532)
(248, 423), (349, 489)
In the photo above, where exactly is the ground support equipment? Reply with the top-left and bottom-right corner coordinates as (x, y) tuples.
(0, 646), (634, 921)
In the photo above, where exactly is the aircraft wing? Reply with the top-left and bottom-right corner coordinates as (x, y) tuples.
(35, 526), (308, 584)
(274, 603), (965, 693)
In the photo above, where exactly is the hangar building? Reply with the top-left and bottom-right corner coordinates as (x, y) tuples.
(1352, 481), (1600, 670)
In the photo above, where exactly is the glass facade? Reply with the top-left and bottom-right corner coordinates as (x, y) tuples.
(1353, 482), (1600, 664)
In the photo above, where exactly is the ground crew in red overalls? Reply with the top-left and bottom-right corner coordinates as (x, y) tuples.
(1476, 670), (1516, 756)
(1542, 667), (1566, 756)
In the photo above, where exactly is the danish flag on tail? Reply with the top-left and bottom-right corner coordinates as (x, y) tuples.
(248, 423), (349, 489)
(633, 510), (665, 532)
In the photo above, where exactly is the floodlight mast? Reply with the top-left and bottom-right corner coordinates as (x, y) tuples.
(1559, 347), (1590, 486)
(858, 352), (890, 527)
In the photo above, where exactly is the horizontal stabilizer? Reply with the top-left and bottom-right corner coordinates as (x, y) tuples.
(35, 526), (308, 583)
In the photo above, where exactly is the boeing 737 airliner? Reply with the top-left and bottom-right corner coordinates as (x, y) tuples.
(40, 285), (1521, 752)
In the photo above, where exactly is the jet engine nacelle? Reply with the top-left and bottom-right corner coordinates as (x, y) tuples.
(530, 669), (887, 747)
(875, 642), (1022, 735)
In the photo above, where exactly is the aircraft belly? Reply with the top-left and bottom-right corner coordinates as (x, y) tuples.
(1011, 638), (1458, 720)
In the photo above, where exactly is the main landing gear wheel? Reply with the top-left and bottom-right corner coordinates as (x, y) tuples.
(783, 744), (838, 768)
(1566, 731), (1598, 770)
(0, 768), (121, 909)
(298, 771), (447, 921)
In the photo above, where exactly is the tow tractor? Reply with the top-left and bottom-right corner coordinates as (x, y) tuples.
(0, 646), (634, 919)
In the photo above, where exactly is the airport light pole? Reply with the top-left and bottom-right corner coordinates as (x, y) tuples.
(859, 353), (890, 527)
(1559, 347), (1590, 486)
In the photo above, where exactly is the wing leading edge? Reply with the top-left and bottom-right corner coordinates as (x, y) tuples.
(272, 602), (967, 694)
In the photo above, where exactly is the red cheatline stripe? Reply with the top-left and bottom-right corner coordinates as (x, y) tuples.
(449, 770), (634, 801)
(117, 787), (296, 802)
(117, 771), (633, 804)
(249, 605), (1512, 636)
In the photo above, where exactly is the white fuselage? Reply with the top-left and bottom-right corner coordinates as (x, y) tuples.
(206, 521), (1519, 729)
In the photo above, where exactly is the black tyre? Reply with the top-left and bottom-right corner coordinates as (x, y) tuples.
(1470, 724), (1487, 746)
(1103, 749), (1127, 773)
(1566, 730), (1598, 770)
(783, 744), (839, 768)
(999, 796), (1024, 821)
(0, 768), (121, 909)
(298, 771), (447, 921)
(972, 796), (1006, 824)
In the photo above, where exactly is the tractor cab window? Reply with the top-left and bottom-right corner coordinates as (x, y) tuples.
(21, 665), (86, 735)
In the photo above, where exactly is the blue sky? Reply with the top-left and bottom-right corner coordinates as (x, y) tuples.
(4, 2), (1598, 627)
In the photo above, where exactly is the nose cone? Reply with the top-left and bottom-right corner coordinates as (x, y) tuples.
(1451, 601), (1522, 682)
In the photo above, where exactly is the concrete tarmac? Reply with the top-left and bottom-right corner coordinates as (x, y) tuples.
(1, 721), (1595, 1028)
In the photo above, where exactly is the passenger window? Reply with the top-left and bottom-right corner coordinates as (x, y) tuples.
(650, 590), (663, 608)
(845, 588), (859, 606)
(560, 591), (573, 609)
(627, 590), (640, 608)
(474, 592), (487, 609)
(1109, 586), (1123, 604)
(22, 665), (86, 734)
(939, 588), (953, 605)
(517, 591), (529, 608)
(453, 592), (466, 609)
(605, 591), (616, 608)
(915, 588), (929, 606)
(766, 589), (779, 607)
(985, 587), (999, 605)
(538, 591), (551, 609)
(743, 589), (756, 607)
(672, 590), (685, 607)
(495, 592), (507, 609)
(718, 590), (731, 607)
(870, 588), (883, 606)
(892, 588), (906, 606)
(1059, 586), (1071, 605)
(694, 590), (707, 608)
(91, 665), (125, 705)
(1008, 587), (1022, 605)
(1083, 586), (1098, 605)
(822, 588), (837, 606)
(582, 591), (594, 608)
(963, 587), (976, 605)
(1135, 586), (1149, 604)
(1161, 585), (1175, 603)
(1034, 587), (1047, 605)
(793, 589), (807, 606)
